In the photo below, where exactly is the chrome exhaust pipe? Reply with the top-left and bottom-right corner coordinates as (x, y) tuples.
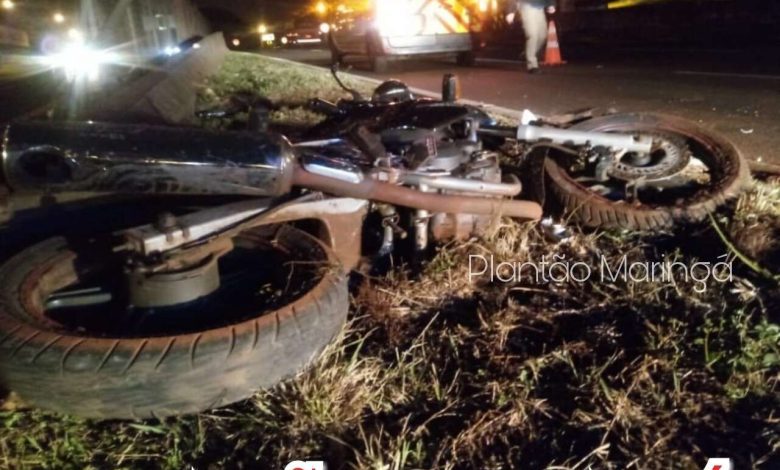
(292, 166), (543, 221)
(2, 121), (296, 196)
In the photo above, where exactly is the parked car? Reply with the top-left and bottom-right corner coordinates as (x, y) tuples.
(281, 16), (329, 47)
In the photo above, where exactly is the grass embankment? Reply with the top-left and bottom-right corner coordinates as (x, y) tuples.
(0, 52), (778, 470)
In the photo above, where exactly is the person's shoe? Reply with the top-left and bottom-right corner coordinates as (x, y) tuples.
(528, 67), (541, 74)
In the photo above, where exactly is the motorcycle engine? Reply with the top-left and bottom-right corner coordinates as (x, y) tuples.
(375, 101), (508, 245)
(426, 150), (505, 242)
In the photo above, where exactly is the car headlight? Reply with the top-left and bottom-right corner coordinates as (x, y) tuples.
(163, 46), (182, 56)
(319, 23), (331, 34)
(44, 41), (116, 82)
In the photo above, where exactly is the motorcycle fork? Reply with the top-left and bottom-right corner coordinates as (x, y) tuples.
(118, 196), (370, 273)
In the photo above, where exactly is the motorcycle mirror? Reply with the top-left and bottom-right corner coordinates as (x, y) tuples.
(328, 32), (364, 102)
(330, 62), (364, 102)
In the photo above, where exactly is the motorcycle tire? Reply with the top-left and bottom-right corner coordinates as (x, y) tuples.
(545, 113), (751, 230)
(0, 225), (349, 419)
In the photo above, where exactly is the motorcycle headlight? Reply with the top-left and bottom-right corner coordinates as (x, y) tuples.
(44, 40), (117, 82)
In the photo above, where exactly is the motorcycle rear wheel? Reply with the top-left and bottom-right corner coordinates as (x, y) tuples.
(545, 113), (751, 230)
(0, 225), (348, 419)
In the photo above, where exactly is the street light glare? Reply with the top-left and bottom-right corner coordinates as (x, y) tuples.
(315, 1), (327, 15)
(53, 12), (66, 23)
(258, 24), (268, 34)
(1, 0), (14, 11)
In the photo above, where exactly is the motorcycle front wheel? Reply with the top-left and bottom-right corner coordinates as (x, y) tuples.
(545, 113), (751, 230)
(0, 224), (348, 419)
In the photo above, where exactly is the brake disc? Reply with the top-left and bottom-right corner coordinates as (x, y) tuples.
(607, 135), (691, 182)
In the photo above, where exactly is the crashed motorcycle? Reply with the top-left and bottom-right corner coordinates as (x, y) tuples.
(0, 71), (749, 419)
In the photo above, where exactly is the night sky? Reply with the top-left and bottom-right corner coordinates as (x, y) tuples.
(193, 0), (311, 26)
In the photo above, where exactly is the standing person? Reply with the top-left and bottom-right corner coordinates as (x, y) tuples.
(506, 0), (556, 74)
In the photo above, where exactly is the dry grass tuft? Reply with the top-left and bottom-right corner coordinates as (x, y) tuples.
(730, 181), (780, 263)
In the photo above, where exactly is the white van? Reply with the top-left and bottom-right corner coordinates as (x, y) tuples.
(328, 0), (487, 72)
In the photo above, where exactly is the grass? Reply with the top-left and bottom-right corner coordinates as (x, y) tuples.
(1, 52), (778, 469)
(196, 52), (375, 131)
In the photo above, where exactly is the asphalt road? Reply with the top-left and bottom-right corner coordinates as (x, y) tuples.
(261, 48), (780, 167)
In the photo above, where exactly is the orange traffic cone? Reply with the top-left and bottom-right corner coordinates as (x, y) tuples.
(543, 20), (566, 66)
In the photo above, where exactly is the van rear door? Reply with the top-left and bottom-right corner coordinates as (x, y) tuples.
(331, 0), (474, 59)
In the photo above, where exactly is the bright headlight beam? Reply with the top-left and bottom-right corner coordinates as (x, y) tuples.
(67, 28), (83, 40)
(163, 46), (182, 56)
(44, 41), (117, 82)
